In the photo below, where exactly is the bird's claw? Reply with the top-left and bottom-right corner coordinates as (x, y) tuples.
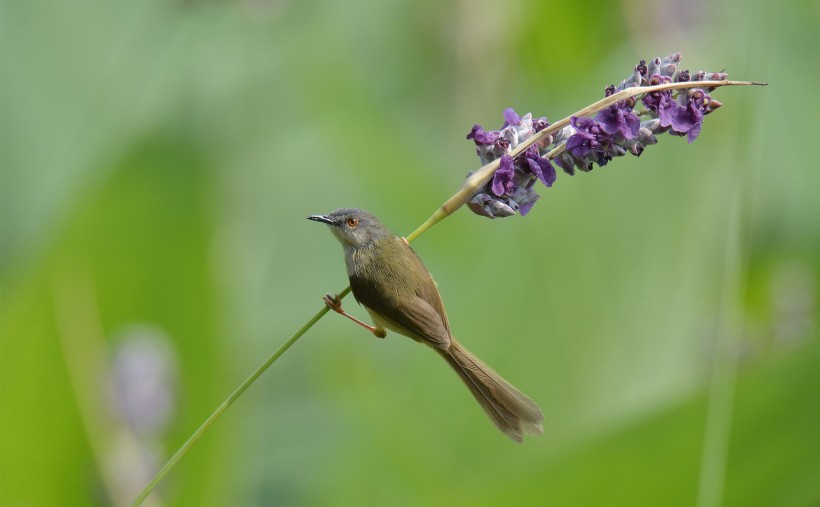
(323, 293), (343, 313)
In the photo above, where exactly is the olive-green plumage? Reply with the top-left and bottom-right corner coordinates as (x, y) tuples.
(309, 208), (544, 442)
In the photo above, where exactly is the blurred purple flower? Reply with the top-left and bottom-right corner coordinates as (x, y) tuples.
(111, 325), (178, 436)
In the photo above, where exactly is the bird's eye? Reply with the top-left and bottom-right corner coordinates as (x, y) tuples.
(346, 217), (359, 228)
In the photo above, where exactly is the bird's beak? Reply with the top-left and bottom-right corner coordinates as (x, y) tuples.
(307, 214), (334, 225)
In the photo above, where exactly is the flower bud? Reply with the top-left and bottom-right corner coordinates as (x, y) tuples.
(647, 58), (662, 77)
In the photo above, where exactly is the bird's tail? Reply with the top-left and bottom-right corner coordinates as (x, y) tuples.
(439, 339), (544, 442)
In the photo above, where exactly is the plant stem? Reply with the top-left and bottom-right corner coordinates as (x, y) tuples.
(131, 78), (764, 507)
(130, 288), (349, 507)
(695, 180), (744, 507)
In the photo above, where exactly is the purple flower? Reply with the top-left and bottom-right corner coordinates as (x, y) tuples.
(491, 155), (516, 196)
(657, 95), (679, 128)
(565, 121), (594, 159)
(518, 200), (536, 216)
(533, 116), (549, 133)
(464, 52), (738, 219)
(566, 116), (612, 160)
(621, 120), (660, 156)
(464, 110), (556, 217)
(656, 90), (710, 143)
(642, 74), (673, 113)
(524, 146), (556, 187)
(555, 152), (576, 176)
(594, 101), (640, 140)
(671, 103), (702, 142)
(512, 185), (540, 216)
(466, 124), (500, 145)
(641, 90), (670, 114)
(503, 108), (521, 127)
(678, 95), (708, 143)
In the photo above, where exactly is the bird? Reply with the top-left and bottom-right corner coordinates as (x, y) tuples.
(308, 207), (543, 442)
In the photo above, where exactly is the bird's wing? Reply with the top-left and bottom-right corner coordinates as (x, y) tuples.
(395, 295), (451, 350)
(350, 276), (451, 350)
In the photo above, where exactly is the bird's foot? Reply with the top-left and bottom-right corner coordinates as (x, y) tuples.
(323, 293), (386, 339)
(323, 293), (344, 314)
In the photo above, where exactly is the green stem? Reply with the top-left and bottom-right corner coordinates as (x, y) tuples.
(695, 181), (744, 507)
(130, 289), (348, 507)
(405, 208), (447, 244)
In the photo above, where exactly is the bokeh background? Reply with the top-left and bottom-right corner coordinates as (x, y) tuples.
(2, 0), (819, 505)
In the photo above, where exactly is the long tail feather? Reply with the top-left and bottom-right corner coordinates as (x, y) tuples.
(439, 339), (544, 442)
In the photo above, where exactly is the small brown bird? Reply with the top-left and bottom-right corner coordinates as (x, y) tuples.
(309, 208), (543, 442)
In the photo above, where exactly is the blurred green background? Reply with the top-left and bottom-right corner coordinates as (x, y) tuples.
(2, 0), (818, 505)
